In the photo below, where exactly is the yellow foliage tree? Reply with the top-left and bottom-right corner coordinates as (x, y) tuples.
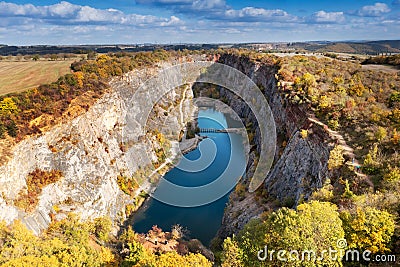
(340, 207), (395, 253)
(318, 95), (333, 110)
(0, 98), (18, 117)
(328, 145), (344, 170)
(74, 71), (84, 88)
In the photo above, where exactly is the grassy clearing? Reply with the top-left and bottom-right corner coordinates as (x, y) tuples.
(0, 60), (75, 95)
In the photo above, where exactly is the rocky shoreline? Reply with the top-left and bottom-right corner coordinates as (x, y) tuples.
(179, 135), (206, 155)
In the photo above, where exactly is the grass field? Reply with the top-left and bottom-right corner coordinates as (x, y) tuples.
(0, 60), (75, 95)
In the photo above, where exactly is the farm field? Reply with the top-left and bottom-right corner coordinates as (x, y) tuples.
(0, 60), (75, 95)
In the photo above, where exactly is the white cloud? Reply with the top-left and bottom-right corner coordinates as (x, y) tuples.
(47, 1), (80, 18)
(0, 1), (182, 27)
(191, 0), (226, 11)
(160, 16), (182, 26)
(0, 2), (44, 16)
(310, 11), (345, 23)
(357, 2), (390, 17)
(136, 0), (228, 16)
(224, 7), (295, 22)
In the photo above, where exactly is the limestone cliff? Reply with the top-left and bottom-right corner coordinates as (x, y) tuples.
(0, 63), (196, 235)
(216, 54), (333, 238)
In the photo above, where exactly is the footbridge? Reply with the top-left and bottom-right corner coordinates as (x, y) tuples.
(199, 128), (244, 134)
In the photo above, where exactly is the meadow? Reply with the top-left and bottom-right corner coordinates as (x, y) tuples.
(0, 60), (75, 95)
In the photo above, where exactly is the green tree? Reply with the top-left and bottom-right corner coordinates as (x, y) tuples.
(135, 252), (211, 267)
(294, 72), (317, 100)
(374, 126), (387, 142)
(93, 217), (112, 242)
(0, 217), (116, 267)
(389, 91), (400, 107)
(237, 201), (344, 266)
(122, 239), (145, 266)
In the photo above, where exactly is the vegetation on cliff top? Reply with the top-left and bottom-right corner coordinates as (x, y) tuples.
(0, 50), (172, 144)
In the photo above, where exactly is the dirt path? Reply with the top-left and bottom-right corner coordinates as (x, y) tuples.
(307, 116), (373, 187)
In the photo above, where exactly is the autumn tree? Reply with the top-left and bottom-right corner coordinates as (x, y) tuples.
(221, 237), (244, 267)
(236, 201), (345, 266)
(340, 207), (395, 253)
(328, 145), (345, 170)
(0, 97), (18, 117)
(0, 216), (117, 267)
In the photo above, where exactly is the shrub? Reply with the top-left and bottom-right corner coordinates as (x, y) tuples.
(363, 144), (381, 175)
(0, 97), (18, 116)
(375, 126), (387, 142)
(300, 129), (308, 139)
(93, 217), (112, 242)
(389, 91), (400, 107)
(328, 145), (344, 170)
(14, 169), (63, 212)
(340, 207), (395, 253)
(5, 120), (18, 137)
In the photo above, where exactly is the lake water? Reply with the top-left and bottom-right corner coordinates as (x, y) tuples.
(132, 108), (246, 246)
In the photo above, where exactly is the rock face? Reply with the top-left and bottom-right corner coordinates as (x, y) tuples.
(216, 54), (333, 238)
(0, 63), (196, 235)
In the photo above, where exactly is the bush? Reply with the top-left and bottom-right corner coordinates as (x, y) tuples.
(93, 217), (112, 242)
(14, 169), (63, 212)
(340, 207), (395, 253)
(5, 119), (18, 137)
(328, 145), (344, 170)
(389, 91), (400, 107)
(0, 123), (5, 138)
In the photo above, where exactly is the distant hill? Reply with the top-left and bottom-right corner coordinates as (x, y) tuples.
(290, 40), (400, 54)
(1, 40), (399, 56)
(0, 44), (219, 56)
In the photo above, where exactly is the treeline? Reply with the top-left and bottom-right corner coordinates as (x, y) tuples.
(363, 54), (400, 67)
(0, 50), (172, 142)
(0, 44), (219, 56)
(0, 53), (79, 61)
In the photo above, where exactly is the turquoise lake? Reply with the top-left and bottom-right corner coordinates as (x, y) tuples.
(132, 108), (246, 245)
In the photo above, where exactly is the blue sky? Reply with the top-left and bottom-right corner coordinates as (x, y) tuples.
(0, 0), (399, 45)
